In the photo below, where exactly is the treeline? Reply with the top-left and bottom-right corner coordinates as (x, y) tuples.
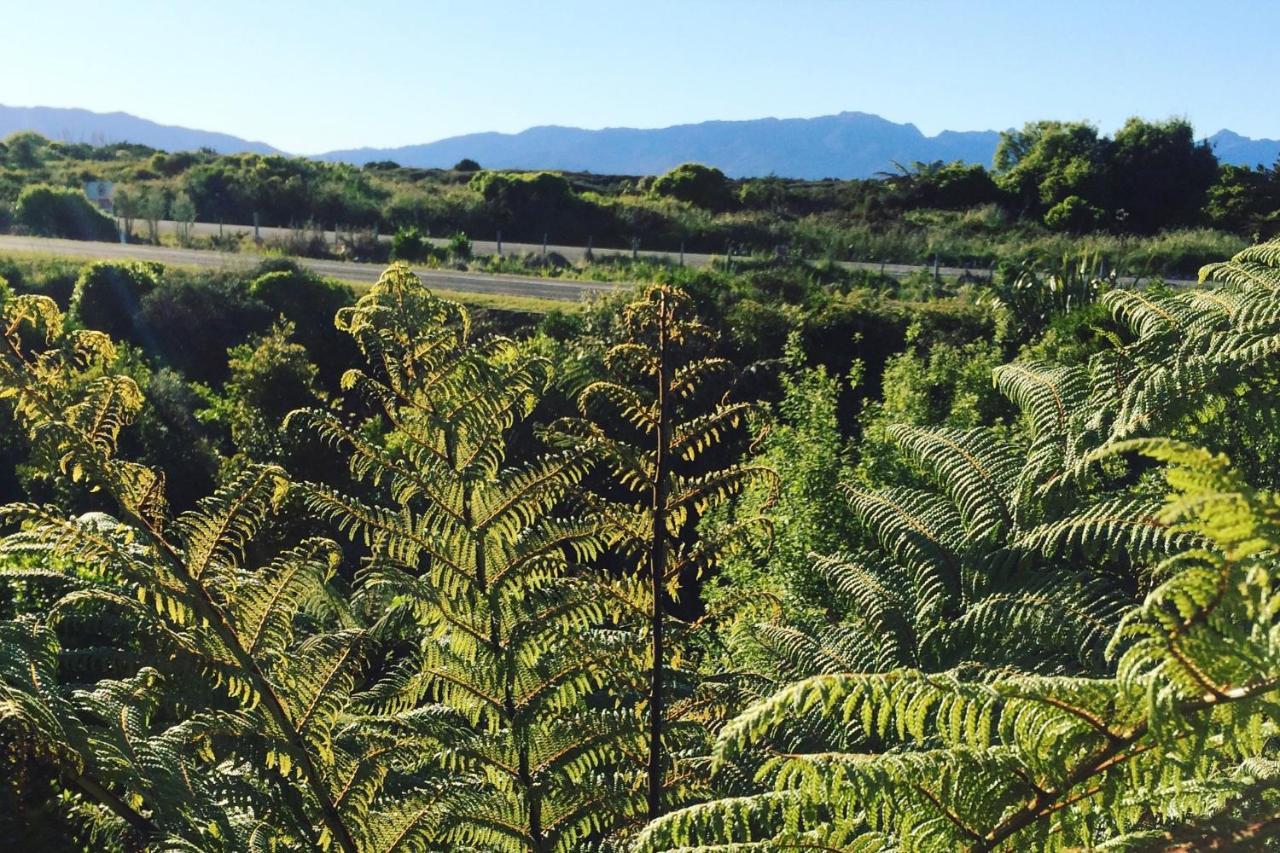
(2, 117), (1277, 269)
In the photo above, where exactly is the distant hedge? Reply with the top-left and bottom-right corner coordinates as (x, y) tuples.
(14, 183), (118, 241)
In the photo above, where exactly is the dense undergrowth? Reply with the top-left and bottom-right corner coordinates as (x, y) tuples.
(1, 236), (1280, 850)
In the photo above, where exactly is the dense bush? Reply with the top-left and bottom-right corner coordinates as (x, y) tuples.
(13, 183), (118, 240)
(650, 162), (735, 211)
(246, 264), (356, 382)
(1043, 193), (1104, 232)
(68, 260), (161, 340)
(136, 271), (273, 382)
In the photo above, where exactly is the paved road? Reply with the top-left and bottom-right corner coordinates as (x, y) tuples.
(144, 219), (721, 268)
(0, 234), (625, 303)
(141, 219), (1200, 287)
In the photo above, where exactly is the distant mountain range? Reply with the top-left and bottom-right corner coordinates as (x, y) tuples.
(0, 105), (281, 156)
(2, 104), (1277, 179)
(315, 113), (1002, 179)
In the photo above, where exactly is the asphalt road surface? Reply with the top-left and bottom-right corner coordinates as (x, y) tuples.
(2, 229), (1198, 300)
(0, 234), (625, 303)
(141, 219), (1201, 287)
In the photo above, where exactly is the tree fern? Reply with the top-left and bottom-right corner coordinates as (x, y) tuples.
(290, 263), (642, 850)
(550, 284), (779, 823)
(640, 437), (1280, 848)
(640, 239), (1280, 850)
(0, 293), (465, 851)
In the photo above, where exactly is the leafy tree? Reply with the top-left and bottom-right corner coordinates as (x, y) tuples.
(170, 191), (197, 246)
(650, 163), (735, 212)
(470, 171), (579, 235)
(389, 225), (434, 262)
(1042, 193), (1104, 232)
(135, 271), (273, 382)
(1205, 161), (1280, 236)
(883, 160), (1004, 210)
(1107, 117), (1218, 233)
(2, 131), (47, 168)
(199, 322), (325, 466)
(640, 438), (1280, 850)
(447, 230), (473, 261)
(453, 158), (481, 172)
(140, 185), (167, 244)
(704, 336), (859, 622)
(113, 185), (140, 239)
(0, 296), (393, 852)
(993, 121), (1108, 219)
(13, 184), (118, 241)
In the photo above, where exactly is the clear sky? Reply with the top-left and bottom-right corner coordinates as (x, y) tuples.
(2, 0), (1277, 154)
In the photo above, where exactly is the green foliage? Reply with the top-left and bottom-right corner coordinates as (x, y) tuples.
(706, 337), (859, 621)
(1108, 117), (1218, 233)
(246, 264), (356, 382)
(650, 163), (735, 212)
(2, 129), (1266, 274)
(641, 437), (1280, 850)
(135, 271), (274, 383)
(447, 230), (473, 261)
(642, 236), (1280, 850)
(882, 160), (1003, 210)
(290, 264), (646, 849)
(1206, 162), (1280, 236)
(388, 224), (436, 262)
(199, 322), (324, 465)
(550, 284), (779, 822)
(1043, 193), (1103, 232)
(0, 296), (382, 851)
(14, 183), (118, 241)
(470, 170), (578, 226)
(994, 120), (1108, 217)
(68, 260), (162, 342)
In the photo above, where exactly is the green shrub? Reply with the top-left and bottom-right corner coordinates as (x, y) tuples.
(1044, 194), (1104, 232)
(247, 267), (356, 382)
(136, 271), (273, 382)
(650, 162), (735, 211)
(447, 231), (473, 261)
(386, 224), (432, 261)
(68, 261), (162, 340)
(14, 184), (118, 241)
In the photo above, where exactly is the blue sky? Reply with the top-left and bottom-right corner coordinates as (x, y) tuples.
(3, 0), (1277, 154)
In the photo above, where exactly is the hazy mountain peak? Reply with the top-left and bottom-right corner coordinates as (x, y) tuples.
(3, 103), (1276, 179)
(0, 104), (281, 155)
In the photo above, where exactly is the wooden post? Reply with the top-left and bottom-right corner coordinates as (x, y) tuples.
(496, 229), (502, 257)
(542, 232), (548, 260)
(933, 255), (940, 282)
(679, 241), (685, 267)
(253, 212), (260, 243)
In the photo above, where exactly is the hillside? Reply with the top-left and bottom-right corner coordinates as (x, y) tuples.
(0, 104), (281, 155)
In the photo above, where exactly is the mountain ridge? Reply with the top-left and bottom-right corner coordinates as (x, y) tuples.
(2, 103), (1277, 179)
(0, 104), (282, 156)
